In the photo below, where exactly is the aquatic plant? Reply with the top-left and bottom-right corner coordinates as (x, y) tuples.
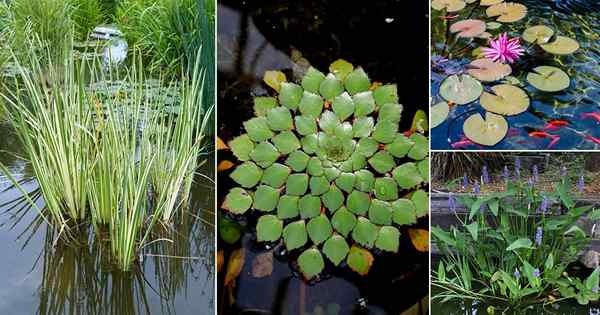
(222, 60), (429, 280)
(432, 169), (600, 307)
(482, 32), (524, 64)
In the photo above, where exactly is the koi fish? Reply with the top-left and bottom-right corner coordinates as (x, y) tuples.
(450, 138), (475, 149)
(543, 120), (569, 131)
(529, 131), (560, 149)
(581, 112), (600, 123)
(440, 15), (459, 20)
(585, 135), (600, 145)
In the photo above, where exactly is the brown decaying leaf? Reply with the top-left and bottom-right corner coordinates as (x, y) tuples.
(224, 248), (245, 287)
(408, 229), (429, 252)
(251, 250), (274, 278)
(218, 160), (235, 172)
(217, 137), (228, 150)
(217, 250), (224, 273)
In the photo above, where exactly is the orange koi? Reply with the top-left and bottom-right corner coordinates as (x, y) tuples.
(543, 120), (569, 131)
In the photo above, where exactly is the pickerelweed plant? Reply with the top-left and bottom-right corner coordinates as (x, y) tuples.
(222, 60), (429, 280)
(430, 1), (580, 148)
(432, 163), (600, 308)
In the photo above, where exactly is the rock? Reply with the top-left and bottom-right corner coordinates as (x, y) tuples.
(581, 250), (600, 269)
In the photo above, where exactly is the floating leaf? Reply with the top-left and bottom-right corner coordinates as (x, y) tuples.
(322, 185), (344, 211)
(283, 220), (308, 250)
(450, 19), (486, 38)
(222, 188), (253, 214)
(439, 74), (483, 105)
(272, 131), (301, 155)
(352, 217), (378, 248)
(217, 137), (228, 150)
(329, 59), (354, 80)
(411, 109), (428, 133)
(480, 84), (530, 116)
(373, 84), (398, 106)
(295, 115), (318, 136)
(385, 135), (414, 158)
(286, 173), (309, 196)
(392, 199), (417, 225)
(251, 251), (273, 278)
(254, 97), (278, 116)
(298, 91), (324, 118)
(331, 207), (357, 237)
(372, 120), (398, 144)
(298, 248), (325, 279)
(224, 248), (245, 286)
(347, 190), (371, 215)
(431, 0), (466, 12)
(486, 21), (503, 29)
(354, 170), (375, 192)
(408, 133), (428, 160)
(319, 110), (341, 134)
(307, 215), (333, 245)
(277, 195), (300, 219)
(323, 235), (350, 265)
(310, 176), (329, 195)
(540, 36), (579, 55)
(345, 67), (371, 95)
(522, 25), (554, 44)
(230, 162), (263, 188)
(466, 58), (512, 82)
(368, 199), (393, 225)
(526, 66), (570, 92)
(356, 137), (379, 157)
(376, 226), (400, 252)
(263, 70), (287, 92)
(218, 160), (235, 172)
(378, 103), (403, 123)
(480, 0), (504, 6)
(244, 117), (274, 142)
(278, 82), (303, 110)
(266, 107), (293, 131)
(346, 246), (374, 276)
(249, 142), (280, 168)
(335, 172), (356, 193)
(228, 134), (255, 161)
(320, 73), (344, 100)
(256, 215), (283, 242)
(253, 185), (280, 212)
(332, 92), (355, 121)
(219, 214), (243, 244)
(374, 177), (399, 201)
(463, 112), (508, 146)
(353, 91), (376, 117)
(302, 67), (326, 93)
(261, 163), (291, 188)
(285, 151), (310, 172)
(392, 162), (423, 189)
(431, 102), (449, 129)
(352, 117), (375, 138)
(408, 229), (429, 252)
(486, 3), (527, 23)
(299, 195), (321, 218)
(411, 190), (429, 218)
(368, 151), (395, 174)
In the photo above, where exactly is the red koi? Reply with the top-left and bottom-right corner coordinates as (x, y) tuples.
(529, 131), (553, 138)
(581, 112), (600, 123)
(543, 120), (569, 131)
(585, 135), (600, 145)
(450, 139), (475, 149)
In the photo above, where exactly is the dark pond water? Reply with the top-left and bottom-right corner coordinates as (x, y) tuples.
(0, 124), (215, 315)
(431, 0), (600, 150)
(217, 1), (428, 314)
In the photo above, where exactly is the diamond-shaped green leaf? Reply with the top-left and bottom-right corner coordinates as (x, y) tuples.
(320, 73), (344, 100)
(331, 207), (357, 237)
(285, 151), (310, 172)
(378, 103), (403, 123)
(332, 92), (355, 121)
(368, 151), (395, 174)
(353, 117), (374, 138)
(302, 67), (326, 93)
(319, 110), (340, 134)
(222, 188), (253, 214)
(373, 84), (398, 106)
(271, 131), (300, 155)
(372, 120), (398, 144)
(352, 217), (378, 248)
(351, 152), (367, 171)
(374, 177), (399, 201)
(345, 67), (370, 95)
(307, 157), (324, 176)
(307, 214), (333, 245)
(368, 199), (393, 225)
(392, 162), (423, 189)
(261, 163), (291, 188)
(253, 96), (278, 116)
(322, 184), (344, 212)
(356, 137), (378, 157)
(298, 248), (324, 279)
(299, 195), (321, 218)
(301, 134), (319, 154)
(286, 173), (309, 196)
(277, 195), (299, 219)
(298, 91), (323, 118)
(244, 117), (274, 142)
(324, 167), (341, 181)
(354, 169), (375, 192)
(329, 59), (354, 80)
(412, 189), (429, 218)
(347, 190), (371, 215)
(282, 220), (307, 250)
(335, 122), (353, 139)
(228, 134), (255, 161)
(256, 215), (283, 242)
(253, 185), (280, 212)
(230, 161), (262, 188)
(353, 91), (376, 117)
(249, 142), (280, 168)
(392, 199), (417, 225)
(335, 172), (355, 193)
(375, 226), (400, 253)
(385, 135), (414, 158)
(266, 107), (293, 131)
(408, 133), (428, 161)
(295, 115), (317, 136)
(418, 160), (429, 182)
(310, 176), (329, 195)
(346, 246), (374, 276)
(323, 235), (350, 266)
(279, 82), (303, 110)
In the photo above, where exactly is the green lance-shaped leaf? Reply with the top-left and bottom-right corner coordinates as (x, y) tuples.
(286, 150), (310, 172)
(279, 82), (303, 110)
(266, 106), (293, 131)
(307, 157), (324, 176)
(230, 161), (263, 188)
(347, 190), (371, 215)
(322, 184), (344, 212)
(332, 92), (355, 121)
(307, 214), (333, 245)
(244, 117), (274, 142)
(411, 190), (429, 218)
(385, 134), (414, 158)
(299, 195), (321, 219)
(353, 117), (374, 138)
(271, 131), (301, 155)
(374, 177), (399, 201)
(331, 207), (357, 237)
(310, 176), (329, 195)
(253, 185), (280, 212)
(353, 91), (376, 117)
(335, 172), (356, 193)
(392, 162), (423, 189)
(283, 220), (308, 250)
(373, 84), (398, 106)
(506, 238), (533, 251)
(368, 151), (395, 174)
(295, 115), (317, 136)
(261, 163), (291, 188)
(222, 188), (253, 214)
(256, 215), (283, 242)
(277, 195), (300, 219)
(298, 91), (324, 118)
(354, 169), (375, 192)
(228, 134), (255, 161)
(286, 173), (309, 196)
(375, 226), (400, 253)
(408, 133), (428, 160)
(297, 248), (325, 279)
(372, 120), (398, 144)
(392, 199), (417, 225)
(253, 96), (278, 116)
(346, 245), (374, 276)
(378, 103), (403, 123)
(344, 67), (371, 95)
(368, 199), (393, 225)
(320, 73), (344, 100)
(302, 67), (326, 93)
(352, 217), (378, 248)
(319, 110), (341, 134)
(323, 235), (350, 265)
(356, 137), (379, 158)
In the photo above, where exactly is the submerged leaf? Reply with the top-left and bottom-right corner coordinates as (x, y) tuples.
(224, 248), (245, 286)
(251, 251), (273, 278)
(463, 112), (508, 146)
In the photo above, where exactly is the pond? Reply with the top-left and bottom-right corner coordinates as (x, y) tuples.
(430, 0), (600, 150)
(0, 123), (215, 315)
(217, 0), (429, 314)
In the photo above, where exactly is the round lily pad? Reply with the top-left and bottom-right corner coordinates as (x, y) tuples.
(256, 215), (283, 242)
(480, 84), (530, 116)
(526, 66), (570, 92)
(463, 112), (508, 146)
(522, 25), (554, 44)
(282, 220), (307, 250)
(322, 235), (350, 266)
(450, 19), (486, 38)
(439, 74), (483, 105)
(481, 0), (504, 6)
(346, 246), (374, 276)
(540, 36), (579, 55)
(486, 3), (527, 23)
(466, 58), (512, 82)
(431, 102), (449, 129)
(298, 248), (325, 279)
(431, 0), (466, 12)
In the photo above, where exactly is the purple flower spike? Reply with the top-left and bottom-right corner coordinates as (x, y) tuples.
(514, 270), (520, 279)
(538, 196), (549, 214)
(473, 181), (481, 194)
(514, 157), (521, 180)
(533, 268), (541, 278)
(448, 192), (457, 212)
(535, 227), (543, 246)
(560, 165), (567, 178)
(462, 174), (469, 189)
(578, 175), (585, 193)
(502, 166), (509, 182)
(482, 165), (490, 185)
(527, 177), (534, 187)
(533, 165), (539, 183)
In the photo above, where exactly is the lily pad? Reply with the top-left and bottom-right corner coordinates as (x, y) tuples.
(282, 220), (308, 250)
(463, 112), (508, 146)
(439, 74), (483, 105)
(450, 19), (486, 38)
(466, 58), (512, 82)
(322, 235), (350, 266)
(522, 25), (554, 44)
(256, 215), (283, 242)
(540, 36), (579, 55)
(346, 246), (374, 276)
(486, 3), (527, 23)
(375, 226), (400, 253)
(480, 84), (530, 116)
(222, 188), (253, 214)
(307, 214), (333, 245)
(431, 0), (466, 12)
(526, 66), (570, 92)
(480, 0), (504, 6)
(298, 248), (325, 279)
(431, 102), (450, 129)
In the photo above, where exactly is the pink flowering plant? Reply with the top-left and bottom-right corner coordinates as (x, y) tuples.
(432, 161), (600, 307)
(482, 32), (525, 64)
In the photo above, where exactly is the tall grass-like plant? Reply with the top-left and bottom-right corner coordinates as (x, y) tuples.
(68, 0), (107, 40)
(433, 166), (600, 308)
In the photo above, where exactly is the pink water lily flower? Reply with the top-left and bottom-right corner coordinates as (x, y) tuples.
(482, 33), (525, 64)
